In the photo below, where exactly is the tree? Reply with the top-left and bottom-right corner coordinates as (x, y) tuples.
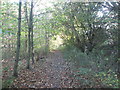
(13, 0), (22, 77)
(24, 1), (29, 54)
(27, 0), (34, 69)
(30, 0), (34, 64)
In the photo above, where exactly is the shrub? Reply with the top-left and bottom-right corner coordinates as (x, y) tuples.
(62, 45), (118, 88)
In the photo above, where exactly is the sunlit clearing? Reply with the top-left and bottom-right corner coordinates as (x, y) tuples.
(50, 35), (63, 50)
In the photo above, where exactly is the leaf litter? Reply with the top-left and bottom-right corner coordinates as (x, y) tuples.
(3, 50), (102, 88)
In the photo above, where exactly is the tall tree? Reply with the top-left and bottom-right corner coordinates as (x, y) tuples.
(27, 0), (34, 69)
(24, 1), (29, 54)
(30, 0), (34, 64)
(13, 0), (22, 77)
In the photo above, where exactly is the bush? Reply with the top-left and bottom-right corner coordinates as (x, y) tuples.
(62, 45), (118, 88)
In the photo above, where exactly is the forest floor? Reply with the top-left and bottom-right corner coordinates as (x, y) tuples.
(2, 50), (103, 88)
(10, 50), (81, 88)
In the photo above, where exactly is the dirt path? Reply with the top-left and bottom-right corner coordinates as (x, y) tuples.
(11, 50), (78, 88)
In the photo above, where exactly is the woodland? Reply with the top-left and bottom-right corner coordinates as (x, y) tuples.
(1, 0), (120, 88)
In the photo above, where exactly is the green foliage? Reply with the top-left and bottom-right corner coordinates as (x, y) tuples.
(74, 67), (92, 75)
(96, 71), (118, 88)
(62, 45), (118, 88)
(2, 1), (119, 88)
(2, 76), (15, 88)
(63, 45), (91, 67)
(3, 67), (9, 71)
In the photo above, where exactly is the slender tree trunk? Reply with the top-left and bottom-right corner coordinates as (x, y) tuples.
(24, 2), (28, 56)
(27, 26), (31, 69)
(13, 0), (22, 77)
(24, 1), (29, 24)
(118, 2), (120, 88)
(30, 0), (34, 64)
(25, 34), (27, 52)
(45, 29), (49, 55)
(24, 0), (30, 69)
(27, 28), (31, 69)
(27, 0), (34, 68)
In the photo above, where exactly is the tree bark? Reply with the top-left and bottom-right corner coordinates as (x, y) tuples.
(24, 1), (28, 57)
(30, 0), (34, 64)
(27, 0), (34, 68)
(13, 0), (22, 77)
(118, 2), (120, 88)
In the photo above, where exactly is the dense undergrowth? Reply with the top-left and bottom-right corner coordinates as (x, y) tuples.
(62, 45), (118, 88)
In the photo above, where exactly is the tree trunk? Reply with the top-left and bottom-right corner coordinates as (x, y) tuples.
(45, 29), (49, 55)
(27, 0), (34, 68)
(27, 26), (31, 69)
(118, 2), (120, 88)
(25, 34), (27, 53)
(13, 0), (22, 77)
(24, 2), (28, 57)
(30, 0), (34, 64)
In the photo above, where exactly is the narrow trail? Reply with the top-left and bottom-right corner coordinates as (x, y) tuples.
(11, 50), (79, 88)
